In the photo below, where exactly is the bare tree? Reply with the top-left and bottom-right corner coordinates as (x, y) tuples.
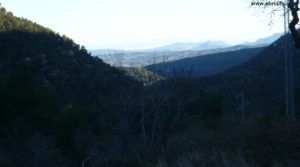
(250, 0), (300, 48)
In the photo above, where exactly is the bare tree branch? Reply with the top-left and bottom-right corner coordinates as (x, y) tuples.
(249, 0), (300, 48)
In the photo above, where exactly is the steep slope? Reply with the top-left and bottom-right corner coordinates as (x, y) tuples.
(146, 46), (264, 77)
(247, 32), (282, 45)
(0, 6), (141, 108)
(192, 35), (300, 114)
(0, 5), (143, 166)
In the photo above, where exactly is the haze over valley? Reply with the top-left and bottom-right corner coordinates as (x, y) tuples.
(91, 33), (281, 67)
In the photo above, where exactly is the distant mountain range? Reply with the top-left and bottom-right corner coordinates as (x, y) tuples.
(144, 34), (284, 78)
(90, 33), (282, 56)
(147, 40), (230, 51)
(89, 40), (230, 56)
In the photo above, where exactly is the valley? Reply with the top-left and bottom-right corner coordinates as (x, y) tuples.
(1, 2), (300, 167)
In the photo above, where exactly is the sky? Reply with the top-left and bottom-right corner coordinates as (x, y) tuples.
(1, 0), (284, 50)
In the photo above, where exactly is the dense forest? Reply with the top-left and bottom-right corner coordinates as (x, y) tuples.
(1, 4), (300, 167)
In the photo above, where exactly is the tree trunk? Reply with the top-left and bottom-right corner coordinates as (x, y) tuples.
(288, 0), (300, 48)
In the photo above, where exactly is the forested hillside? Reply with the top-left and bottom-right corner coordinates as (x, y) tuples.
(1, 4), (300, 167)
(0, 5), (143, 166)
(146, 47), (264, 77)
(192, 35), (300, 114)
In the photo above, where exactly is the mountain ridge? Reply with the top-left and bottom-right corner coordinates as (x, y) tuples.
(146, 46), (265, 78)
(90, 33), (282, 56)
(146, 40), (230, 51)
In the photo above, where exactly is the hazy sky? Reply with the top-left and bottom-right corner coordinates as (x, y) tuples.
(1, 0), (284, 50)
